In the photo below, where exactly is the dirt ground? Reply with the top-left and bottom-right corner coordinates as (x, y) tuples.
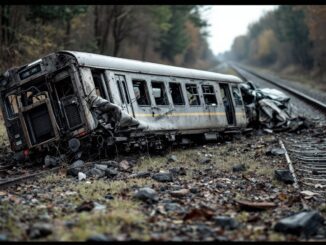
(0, 130), (325, 241)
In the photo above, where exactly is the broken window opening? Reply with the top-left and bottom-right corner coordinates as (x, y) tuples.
(92, 70), (113, 103)
(54, 76), (74, 99)
(169, 82), (185, 106)
(151, 81), (169, 106)
(132, 80), (150, 106)
(186, 84), (201, 106)
(202, 85), (217, 106)
(5, 94), (19, 117)
(232, 85), (243, 106)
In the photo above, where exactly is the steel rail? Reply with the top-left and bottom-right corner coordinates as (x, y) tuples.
(230, 63), (326, 113)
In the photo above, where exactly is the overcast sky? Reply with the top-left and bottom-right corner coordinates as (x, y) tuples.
(205, 5), (278, 55)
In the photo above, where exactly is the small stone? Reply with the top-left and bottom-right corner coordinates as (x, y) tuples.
(94, 164), (108, 171)
(88, 168), (105, 178)
(118, 160), (130, 171)
(274, 211), (324, 237)
(0, 234), (7, 241)
(93, 202), (106, 211)
(190, 187), (198, 194)
(275, 169), (294, 184)
(169, 167), (187, 176)
(134, 187), (158, 203)
(167, 155), (177, 163)
(76, 201), (94, 212)
(170, 189), (189, 198)
(105, 168), (118, 178)
(152, 172), (173, 182)
(266, 148), (285, 156)
(164, 202), (186, 214)
(213, 216), (239, 230)
(27, 223), (53, 239)
(71, 160), (84, 168)
(86, 234), (113, 241)
(78, 172), (86, 181)
(64, 221), (75, 229)
(105, 194), (114, 200)
(199, 157), (211, 164)
(67, 168), (80, 177)
(232, 164), (246, 172)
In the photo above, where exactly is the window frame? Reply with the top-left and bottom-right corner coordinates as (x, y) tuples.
(151, 81), (169, 106)
(169, 82), (185, 106)
(201, 84), (218, 106)
(132, 79), (151, 107)
(185, 83), (201, 106)
(231, 84), (244, 106)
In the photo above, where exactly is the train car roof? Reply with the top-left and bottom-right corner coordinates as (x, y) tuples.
(60, 51), (243, 83)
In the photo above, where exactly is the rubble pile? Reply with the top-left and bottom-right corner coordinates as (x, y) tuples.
(240, 81), (311, 132)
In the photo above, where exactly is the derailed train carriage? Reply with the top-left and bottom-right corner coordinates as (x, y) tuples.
(0, 51), (248, 162)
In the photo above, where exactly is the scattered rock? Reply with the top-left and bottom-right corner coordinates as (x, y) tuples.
(169, 167), (186, 176)
(76, 201), (94, 212)
(105, 168), (118, 178)
(93, 202), (106, 211)
(71, 160), (85, 168)
(312, 169), (319, 175)
(67, 160), (85, 177)
(0, 234), (7, 241)
(199, 157), (211, 164)
(170, 189), (189, 198)
(275, 169), (294, 184)
(167, 155), (178, 163)
(213, 216), (239, 230)
(236, 200), (277, 211)
(129, 172), (151, 178)
(232, 164), (246, 172)
(266, 148), (285, 156)
(190, 187), (198, 194)
(100, 160), (119, 168)
(274, 211), (324, 237)
(152, 172), (173, 182)
(105, 194), (114, 200)
(86, 234), (113, 241)
(64, 221), (75, 229)
(134, 187), (158, 203)
(44, 155), (60, 168)
(78, 172), (86, 181)
(27, 223), (53, 239)
(164, 202), (186, 214)
(94, 164), (108, 171)
(118, 160), (130, 171)
(88, 168), (105, 178)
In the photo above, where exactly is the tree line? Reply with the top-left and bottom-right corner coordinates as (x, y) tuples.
(0, 5), (217, 72)
(226, 6), (326, 80)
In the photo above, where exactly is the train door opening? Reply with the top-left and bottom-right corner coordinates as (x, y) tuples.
(115, 74), (134, 117)
(219, 84), (236, 126)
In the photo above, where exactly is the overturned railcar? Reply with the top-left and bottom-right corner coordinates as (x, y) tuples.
(0, 51), (248, 161)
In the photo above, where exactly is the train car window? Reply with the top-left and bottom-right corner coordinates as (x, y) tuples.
(231, 85), (243, 106)
(92, 69), (113, 103)
(132, 80), (150, 106)
(202, 85), (217, 106)
(55, 76), (74, 99)
(169, 82), (185, 105)
(186, 84), (201, 106)
(151, 81), (169, 105)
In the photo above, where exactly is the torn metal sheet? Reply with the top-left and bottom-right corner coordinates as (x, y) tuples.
(240, 81), (308, 131)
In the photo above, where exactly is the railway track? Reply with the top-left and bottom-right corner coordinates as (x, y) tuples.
(0, 166), (62, 190)
(231, 63), (326, 208)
